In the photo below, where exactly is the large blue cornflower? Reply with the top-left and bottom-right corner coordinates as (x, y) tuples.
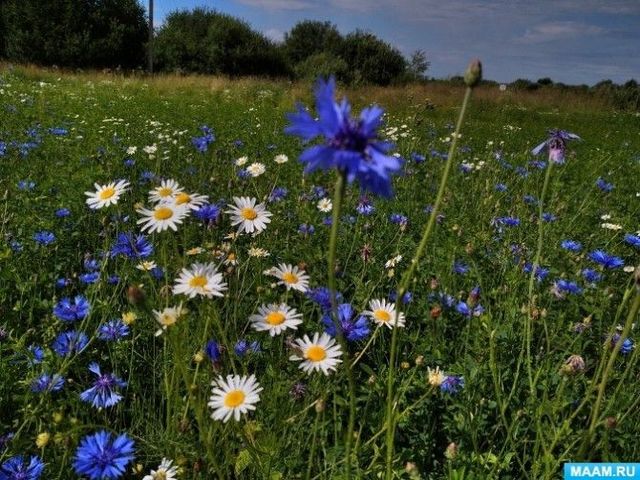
(0, 455), (45, 480)
(110, 232), (153, 260)
(53, 296), (90, 322)
(588, 250), (624, 269)
(73, 431), (135, 480)
(624, 234), (640, 249)
(531, 129), (580, 164)
(98, 319), (129, 341)
(194, 203), (221, 224)
(285, 77), (402, 197)
(80, 363), (127, 408)
(30, 373), (64, 393)
(306, 286), (343, 313)
(52, 330), (88, 357)
(322, 303), (370, 342)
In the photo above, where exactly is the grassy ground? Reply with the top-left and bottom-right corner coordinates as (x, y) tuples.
(1, 64), (639, 479)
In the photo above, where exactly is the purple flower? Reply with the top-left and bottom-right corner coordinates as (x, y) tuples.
(389, 213), (408, 226)
(453, 261), (469, 275)
(588, 250), (624, 269)
(440, 375), (464, 394)
(298, 223), (315, 236)
(356, 196), (375, 215)
(285, 77), (402, 197)
(322, 303), (370, 341)
(80, 363), (127, 408)
(531, 129), (580, 164)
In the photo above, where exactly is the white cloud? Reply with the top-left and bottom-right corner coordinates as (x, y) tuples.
(518, 21), (606, 44)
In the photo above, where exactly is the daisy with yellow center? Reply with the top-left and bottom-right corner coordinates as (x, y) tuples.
(208, 374), (263, 422)
(148, 179), (183, 203)
(136, 203), (189, 233)
(317, 198), (332, 212)
(84, 179), (130, 209)
(167, 191), (209, 211)
(270, 263), (310, 292)
(142, 458), (179, 480)
(226, 197), (272, 235)
(172, 262), (227, 298)
(249, 303), (303, 336)
(290, 332), (343, 375)
(153, 304), (187, 336)
(363, 298), (406, 329)
(427, 366), (445, 387)
(246, 162), (266, 177)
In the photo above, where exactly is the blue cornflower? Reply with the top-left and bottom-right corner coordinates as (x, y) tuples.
(84, 258), (100, 271)
(55, 208), (71, 218)
(529, 159), (547, 169)
(123, 158), (135, 167)
(431, 292), (456, 309)
(389, 290), (413, 304)
(455, 301), (484, 318)
(610, 334), (634, 355)
(312, 186), (328, 199)
(53, 296), (90, 322)
(624, 234), (640, 248)
(49, 127), (68, 135)
(411, 152), (426, 163)
(30, 373), (64, 393)
(285, 77), (402, 197)
(0, 141), (6, 156)
(0, 432), (14, 451)
(515, 166), (529, 178)
(52, 330), (88, 357)
(306, 287), (343, 312)
(17, 180), (36, 191)
(33, 231), (55, 246)
(139, 170), (155, 183)
(542, 212), (557, 222)
(440, 375), (464, 394)
(595, 177), (614, 192)
(356, 197), (375, 215)
(531, 129), (580, 164)
(9, 240), (23, 252)
(55, 277), (70, 289)
(298, 223), (315, 236)
(80, 363), (127, 408)
(268, 187), (288, 203)
(322, 303), (370, 342)
(582, 268), (603, 283)
(495, 216), (520, 227)
(389, 213), (408, 226)
(453, 261), (469, 275)
(205, 340), (221, 363)
(73, 431), (135, 480)
(150, 266), (165, 280)
(79, 272), (100, 285)
(191, 126), (215, 153)
(523, 263), (549, 282)
(234, 340), (260, 357)
(523, 194), (538, 205)
(194, 203), (221, 224)
(27, 345), (45, 365)
(588, 250), (624, 269)
(554, 279), (582, 295)
(98, 319), (129, 341)
(0, 455), (45, 480)
(237, 169), (250, 179)
(322, 216), (333, 226)
(110, 232), (153, 259)
(561, 240), (582, 252)
(495, 183), (507, 192)
(107, 275), (120, 285)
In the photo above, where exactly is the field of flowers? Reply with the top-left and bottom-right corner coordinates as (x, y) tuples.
(1, 63), (640, 479)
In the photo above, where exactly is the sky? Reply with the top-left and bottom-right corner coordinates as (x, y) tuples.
(147, 0), (640, 85)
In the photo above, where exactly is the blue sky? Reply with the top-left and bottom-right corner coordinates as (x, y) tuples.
(147, 0), (640, 85)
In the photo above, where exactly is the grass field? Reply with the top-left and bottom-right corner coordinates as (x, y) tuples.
(1, 64), (640, 479)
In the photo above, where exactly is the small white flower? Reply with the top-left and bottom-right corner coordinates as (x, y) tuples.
(274, 154), (289, 164)
(248, 246), (270, 258)
(126, 146), (137, 155)
(601, 223), (622, 231)
(270, 263), (310, 292)
(363, 298), (406, 329)
(246, 162), (266, 177)
(385, 255), (402, 269)
(317, 198), (332, 212)
(235, 156), (248, 166)
(136, 260), (157, 271)
(143, 458), (178, 480)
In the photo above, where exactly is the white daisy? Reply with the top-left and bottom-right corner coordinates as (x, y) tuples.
(247, 246), (270, 258)
(137, 203), (189, 233)
(289, 332), (342, 375)
(317, 198), (332, 212)
(363, 298), (406, 328)
(208, 374), (263, 422)
(168, 191), (209, 211)
(172, 262), (227, 298)
(226, 197), (272, 235)
(235, 156), (248, 166)
(427, 366), (445, 387)
(143, 458), (178, 480)
(153, 304), (187, 336)
(249, 303), (303, 336)
(126, 146), (137, 155)
(136, 260), (157, 271)
(246, 162), (266, 177)
(274, 154), (288, 164)
(148, 179), (183, 203)
(84, 179), (129, 209)
(270, 263), (310, 292)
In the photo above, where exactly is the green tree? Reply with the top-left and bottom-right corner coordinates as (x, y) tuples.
(284, 20), (343, 64)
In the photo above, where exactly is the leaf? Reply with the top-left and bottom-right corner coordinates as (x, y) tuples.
(235, 449), (251, 476)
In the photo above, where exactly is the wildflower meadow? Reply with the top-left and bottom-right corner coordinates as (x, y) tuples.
(1, 62), (640, 479)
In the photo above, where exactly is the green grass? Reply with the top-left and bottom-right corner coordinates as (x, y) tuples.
(1, 65), (639, 479)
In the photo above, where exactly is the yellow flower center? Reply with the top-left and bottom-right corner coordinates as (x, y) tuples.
(153, 472), (167, 480)
(240, 207), (258, 220)
(99, 187), (116, 200)
(282, 272), (298, 284)
(158, 187), (173, 197)
(306, 345), (327, 362)
(160, 313), (177, 326)
(224, 389), (246, 408)
(175, 192), (191, 205)
(154, 206), (174, 220)
(266, 311), (286, 325)
(374, 309), (391, 322)
(189, 275), (207, 288)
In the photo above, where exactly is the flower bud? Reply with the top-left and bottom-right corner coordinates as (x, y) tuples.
(315, 398), (325, 413)
(464, 59), (482, 87)
(36, 432), (50, 448)
(445, 442), (458, 459)
(560, 354), (585, 375)
(126, 285), (145, 305)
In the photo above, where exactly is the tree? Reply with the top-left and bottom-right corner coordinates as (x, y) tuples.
(284, 20), (343, 64)
(339, 30), (406, 86)
(407, 49), (430, 80)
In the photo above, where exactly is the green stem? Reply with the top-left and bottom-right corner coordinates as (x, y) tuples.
(327, 170), (357, 478)
(580, 290), (640, 457)
(385, 86), (474, 479)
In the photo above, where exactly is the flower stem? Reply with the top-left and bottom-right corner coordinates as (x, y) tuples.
(385, 86), (474, 479)
(327, 170), (358, 478)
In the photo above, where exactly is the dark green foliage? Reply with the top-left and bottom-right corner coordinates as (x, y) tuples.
(283, 20), (343, 64)
(293, 52), (348, 82)
(0, 0), (147, 68)
(153, 8), (290, 77)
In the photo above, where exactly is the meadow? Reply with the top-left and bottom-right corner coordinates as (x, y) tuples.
(1, 63), (639, 479)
